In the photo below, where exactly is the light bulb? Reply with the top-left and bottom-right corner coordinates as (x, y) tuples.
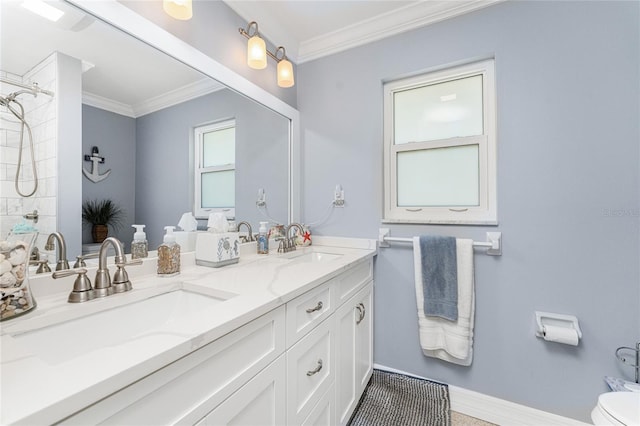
(247, 36), (267, 70)
(163, 0), (192, 20)
(277, 58), (294, 88)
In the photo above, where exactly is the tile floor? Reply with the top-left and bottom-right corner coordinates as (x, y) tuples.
(451, 411), (496, 426)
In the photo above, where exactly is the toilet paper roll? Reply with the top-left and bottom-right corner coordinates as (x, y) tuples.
(542, 325), (579, 346)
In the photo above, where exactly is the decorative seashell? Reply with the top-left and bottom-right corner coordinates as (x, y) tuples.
(0, 272), (17, 288)
(0, 260), (12, 275)
(12, 264), (25, 283)
(8, 247), (27, 266)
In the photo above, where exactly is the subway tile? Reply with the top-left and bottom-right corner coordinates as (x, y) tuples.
(2, 146), (18, 164)
(6, 197), (23, 215)
(39, 197), (56, 216)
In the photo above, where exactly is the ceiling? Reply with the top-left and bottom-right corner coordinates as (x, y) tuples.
(1, 0), (500, 113)
(0, 0), (212, 117)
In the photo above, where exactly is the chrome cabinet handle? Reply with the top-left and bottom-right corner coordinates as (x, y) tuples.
(306, 301), (323, 313)
(356, 304), (363, 324)
(356, 302), (366, 324)
(306, 359), (323, 376)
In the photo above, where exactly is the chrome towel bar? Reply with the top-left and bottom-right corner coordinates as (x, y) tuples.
(378, 228), (502, 256)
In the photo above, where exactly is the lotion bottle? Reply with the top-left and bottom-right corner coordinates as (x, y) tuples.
(131, 224), (148, 259)
(257, 221), (269, 254)
(158, 226), (180, 276)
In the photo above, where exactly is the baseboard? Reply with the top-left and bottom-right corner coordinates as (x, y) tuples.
(373, 364), (590, 426)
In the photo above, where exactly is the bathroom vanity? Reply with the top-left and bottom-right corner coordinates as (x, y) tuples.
(0, 236), (376, 425)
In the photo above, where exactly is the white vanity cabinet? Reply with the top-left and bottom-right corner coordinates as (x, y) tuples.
(57, 257), (374, 426)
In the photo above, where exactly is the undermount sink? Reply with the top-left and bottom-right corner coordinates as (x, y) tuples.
(11, 289), (234, 364)
(285, 251), (343, 263)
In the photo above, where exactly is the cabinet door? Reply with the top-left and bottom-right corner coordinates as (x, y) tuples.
(354, 282), (373, 396)
(199, 355), (286, 426)
(334, 281), (373, 426)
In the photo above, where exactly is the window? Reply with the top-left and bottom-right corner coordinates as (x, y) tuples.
(194, 120), (236, 219)
(383, 59), (497, 224)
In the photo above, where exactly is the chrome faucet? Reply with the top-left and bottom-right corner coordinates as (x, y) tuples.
(51, 237), (141, 303)
(94, 237), (141, 297)
(237, 221), (254, 243)
(45, 232), (70, 271)
(280, 223), (304, 253)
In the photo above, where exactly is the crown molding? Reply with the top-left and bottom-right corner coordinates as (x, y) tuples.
(133, 78), (225, 117)
(82, 78), (225, 118)
(82, 92), (135, 117)
(297, 0), (503, 64)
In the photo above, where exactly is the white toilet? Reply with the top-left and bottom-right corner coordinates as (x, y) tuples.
(591, 392), (640, 425)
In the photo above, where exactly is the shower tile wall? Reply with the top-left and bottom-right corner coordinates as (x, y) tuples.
(0, 53), (58, 257)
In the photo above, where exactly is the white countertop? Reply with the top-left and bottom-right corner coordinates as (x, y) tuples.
(0, 236), (376, 425)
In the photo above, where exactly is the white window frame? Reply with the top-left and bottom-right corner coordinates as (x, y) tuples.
(194, 119), (236, 219)
(383, 59), (497, 225)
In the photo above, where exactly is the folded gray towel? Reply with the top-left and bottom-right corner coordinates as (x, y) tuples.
(419, 235), (458, 321)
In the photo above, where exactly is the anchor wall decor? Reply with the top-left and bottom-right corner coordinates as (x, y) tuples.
(83, 146), (111, 183)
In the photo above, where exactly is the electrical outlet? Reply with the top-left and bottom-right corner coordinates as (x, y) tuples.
(333, 184), (345, 207)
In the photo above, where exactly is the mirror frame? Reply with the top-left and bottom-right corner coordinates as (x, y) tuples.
(68, 0), (301, 225)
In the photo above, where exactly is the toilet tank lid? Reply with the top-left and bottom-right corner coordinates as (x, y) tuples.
(598, 392), (640, 425)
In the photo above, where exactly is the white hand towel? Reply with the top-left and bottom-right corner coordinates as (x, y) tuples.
(413, 237), (475, 366)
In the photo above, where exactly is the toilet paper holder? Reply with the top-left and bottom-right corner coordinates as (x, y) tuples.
(535, 311), (582, 340)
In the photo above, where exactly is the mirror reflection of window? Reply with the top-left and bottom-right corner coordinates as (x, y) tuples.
(195, 120), (236, 219)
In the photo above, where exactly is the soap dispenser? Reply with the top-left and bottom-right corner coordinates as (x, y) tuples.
(257, 221), (269, 254)
(158, 226), (180, 276)
(131, 224), (148, 259)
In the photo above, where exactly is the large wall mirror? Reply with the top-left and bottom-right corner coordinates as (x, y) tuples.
(0, 0), (299, 261)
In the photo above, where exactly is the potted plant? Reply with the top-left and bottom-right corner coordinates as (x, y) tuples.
(82, 199), (124, 243)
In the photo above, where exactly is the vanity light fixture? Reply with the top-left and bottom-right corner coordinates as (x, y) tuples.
(239, 21), (295, 88)
(163, 0), (192, 20)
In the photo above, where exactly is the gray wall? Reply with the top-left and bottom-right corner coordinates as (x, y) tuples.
(82, 105), (136, 250)
(135, 89), (289, 248)
(297, 1), (639, 421)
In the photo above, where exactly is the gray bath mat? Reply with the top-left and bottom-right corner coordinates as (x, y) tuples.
(349, 369), (451, 426)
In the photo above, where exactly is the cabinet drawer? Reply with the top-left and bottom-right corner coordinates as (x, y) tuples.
(286, 279), (335, 347)
(302, 383), (335, 426)
(335, 260), (372, 305)
(287, 317), (335, 425)
(199, 355), (286, 425)
(63, 306), (285, 425)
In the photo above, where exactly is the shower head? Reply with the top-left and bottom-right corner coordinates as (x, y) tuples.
(5, 89), (37, 103)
